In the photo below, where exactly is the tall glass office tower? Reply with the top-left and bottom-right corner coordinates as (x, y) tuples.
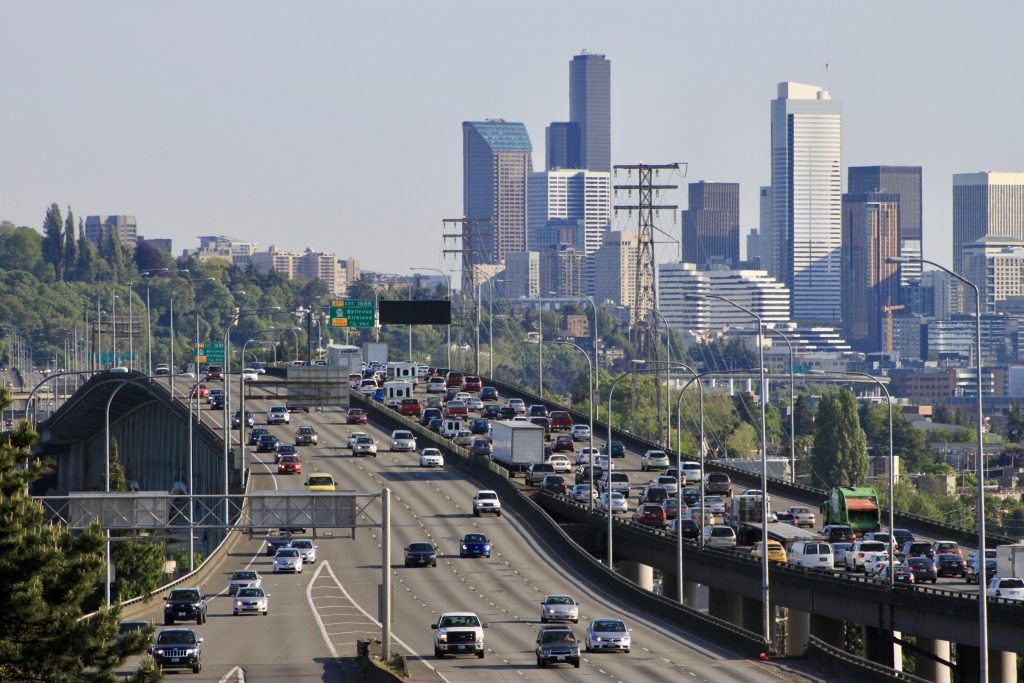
(569, 53), (610, 173)
(848, 165), (923, 290)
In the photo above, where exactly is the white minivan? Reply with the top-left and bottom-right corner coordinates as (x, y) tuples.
(703, 525), (737, 548)
(788, 541), (834, 571)
(679, 461), (702, 484)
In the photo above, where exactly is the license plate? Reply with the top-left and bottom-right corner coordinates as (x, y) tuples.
(556, 656), (566, 661)
(457, 645), (470, 650)
(177, 611), (189, 616)
(170, 658), (181, 663)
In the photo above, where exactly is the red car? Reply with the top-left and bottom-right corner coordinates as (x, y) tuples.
(445, 372), (464, 388)
(445, 401), (468, 417)
(346, 409), (368, 425)
(277, 454), (302, 474)
(190, 383), (209, 399)
(398, 398), (422, 417)
(633, 503), (667, 527)
(552, 435), (575, 452)
(462, 375), (482, 392)
(549, 411), (572, 431)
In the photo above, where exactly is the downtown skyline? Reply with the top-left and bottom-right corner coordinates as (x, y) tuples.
(2, 1), (1023, 276)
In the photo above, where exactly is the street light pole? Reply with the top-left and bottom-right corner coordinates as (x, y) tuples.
(606, 363), (646, 568)
(549, 341), (595, 511)
(890, 256), (987, 678)
(766, 328), (797, 483)
(411, 268), (451, 369)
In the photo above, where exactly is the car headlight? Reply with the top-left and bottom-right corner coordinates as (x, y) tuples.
(461, 544), (467, 549)
(154, 649), (164, 655)
(438, 634), (447, 643)
(547, 608), (555, 613)
(165, 603), (172, 608)
(235, 600), (242, 607)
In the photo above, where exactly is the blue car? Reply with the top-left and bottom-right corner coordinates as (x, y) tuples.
(459, 532), (492, 559)
(373, 388), (385, 402)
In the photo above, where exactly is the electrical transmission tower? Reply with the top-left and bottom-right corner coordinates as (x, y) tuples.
(442, 216), (490, 371)
(613, 163), (680, 356)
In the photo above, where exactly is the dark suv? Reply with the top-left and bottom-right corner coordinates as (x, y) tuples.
(535, 626), (580, 669)
(152, 627), (203, 674)
(163, 588), (207, 625)
(703, 472), (732, 496)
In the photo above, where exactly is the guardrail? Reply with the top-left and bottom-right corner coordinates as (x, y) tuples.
(806, 636), (931, 683)
(480, 375), (1018, 549)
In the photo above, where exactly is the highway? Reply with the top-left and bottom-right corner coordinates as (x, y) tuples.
(120, 378), (823, 682)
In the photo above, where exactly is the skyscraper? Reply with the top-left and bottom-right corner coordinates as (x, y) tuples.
(463, 120), (533, 269)
(593, 230), (637, 317)
(953, 172), (1024, 273)
(841, 192), (901, 352)
(569, 52), (610, 173)
(681, 181), (740, 266)
(769, 82), (843, 323)
(848, 166), (923, 290)
(545, 122), (580, 170)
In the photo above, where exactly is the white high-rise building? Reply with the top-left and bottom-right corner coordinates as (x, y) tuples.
(953, 172), (1024, 272)
(961, 235), (1024, 313)
(593, 231), (637, 318)
(503, 252), (541, 299)
(527, 169), (611, 254)
(769, 82), (843, 323)
(657, 262), (791, 334)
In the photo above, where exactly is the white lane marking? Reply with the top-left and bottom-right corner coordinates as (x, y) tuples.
(306, 563), (339, 659)
(319, 561), (451, 683)
(217, 665), (245, 683)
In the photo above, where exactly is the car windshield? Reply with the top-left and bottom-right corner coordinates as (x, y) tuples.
(593, 620), (625, 632)
(157, 630), (197, 645)
(440, 615), (480, 628)
(464, 534), (487, 543)
(291, 540), (312, 549)
(545, 596), (574, 605)
(409, 543), (434, 552)
(999, 579), (1024, 588)
(542, 630), (577, 644)
(394, 432), (412, 439)
(308, 477), (333, 486)
(237, 588), (264, 597)
(232, 571), (256, 580)
(279, 455), (298, 463)
(299, 427), (314, 434)
(477, 492), (497, 500)
(356, 437), (373, 444)
(169, 590), (200, 601)
(277, 549), (299, 557)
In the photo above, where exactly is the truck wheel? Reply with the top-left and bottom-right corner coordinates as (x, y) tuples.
(164, 617), (173, 625)
(574, 660), (580, 668)
(538, 657), (545, 668)
(476, 650), (484, 659)
(474, 509), (480, 517)
(193, 660), (201, 674)
(434, 648), (443, 659)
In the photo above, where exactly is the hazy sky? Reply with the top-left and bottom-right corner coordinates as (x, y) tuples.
(3, 1), (1022, 279)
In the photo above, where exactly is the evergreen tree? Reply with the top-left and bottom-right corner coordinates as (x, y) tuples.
(41, 202), (64, 280)
(77, 220), (96, 281)
(794, 395), (815, 437)
(63, 207), (78, 281)
(105, 228), (124, 278)
(105, 438), (127, 493)
(1006, 400), (1024, 443)
(811, 389), (869, 488)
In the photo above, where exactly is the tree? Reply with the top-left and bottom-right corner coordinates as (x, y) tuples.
(862, 403), (933, 473)
(112, 540), (166, 603)
(794, 395), (815, 437)
(64, 207), (78, 281)
(134, 241), (166, 273)
(105, 438), (127, 493)
(0, 224), (45, 274)
(0, 392), (154, 681)
(76, 220), (96, 282)
(1006, 401), (1024, 442)
(811, 389), (869, 488)
(726, 422), (759, 458)
(41, 202), (64, 280)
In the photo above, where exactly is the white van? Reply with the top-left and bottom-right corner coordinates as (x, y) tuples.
(387, 362), (419, 385)
(679, 461), (702, 484)
(441, 419), (463, 439)
(788, 541), (834, 571)
(703, 525), (737, 548)
(383, 380), (414, 408)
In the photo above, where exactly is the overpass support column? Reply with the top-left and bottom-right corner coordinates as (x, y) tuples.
(785, 609), (810, 657)
(708, 587), (741, 626)
(809, 614), (844, 649)
(914, 637), (951, 683)
(862, 626), (898, 669)
(618, 561), (654, 592)
(989, 648), (1018, 683)
(683, 580), (700, 609)
(955, 644), (979, 683)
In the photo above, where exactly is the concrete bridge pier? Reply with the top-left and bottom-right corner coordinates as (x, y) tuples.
(953, 645), (1017, 683)
(785, 609), (810, 657)
(862, 626), (900, 669)
(914, 637), (951, 683)
(683, 579), (700, 609)
(809, 613), (844, 649)
(618, 560), (654, 592)
(708, 587), (742, 625)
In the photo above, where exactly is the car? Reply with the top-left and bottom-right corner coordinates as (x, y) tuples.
(788, 541), (834, 571)
(702, 495), (727, 514)
(463, 375), (483, 392)
(552, 435), (575, 453)
(352, 435), (378, 456)
(876, 563), (915, 586)
(597, 491), (628, 514)
(443, 388), (460, 403)
(863, 531), (894, 546)
(569, 424), (591, 441)
(528, 404), (549, 418)
(290, 538), (318, 563)
(678, 461), (702, 484)
(420, 448), (445, 467)
(273, 547), (303, 573)
(453, 430), (474, 447)
(358, 379), (379, 395)
(506, 398), (526, 414)
(232, 410), (255, 429)
(846, 540), (888, 572)
(405, 541), (438, 567)
(202, 387), (221, 404)
(535, 625), (581, 668)
(541, 474), (568, 494)
(390, 430), (416, 452)
(248, 426), (270, 446)
(445, 371), (465, 389)
(420, 407), (443, 426)
(585, 618), (631, 653)
(904, 556), (938, 583)
(274, 443), (297, 463)
(482, 403), (502, 419)
(459, 532), (492, 558)
(752, 540), (788, 563)
(638, 485), (669, 505)
(576, 465), (604, 487)
(934, 553), (968, 577)
(633, 502), (667, 527)
(987, 577), (1024, 601)
(498, 406), (518, 420)
(432, 612), (487, 659)
(641, 450), (670, 471)
(151, 628), (203, 673)
(659, 497), (686, 521)
(423, 395), (443, 410)
(347, 431), (368, 449)
(649, 474), (678, 496)
(294, 425), (318, 445)
(548, 410), (572, 431)
(470, 417), (490, 435)
(680, 486), (702, 506)
(900, 540), (935, 561)
(277, 454), (302, 474)
(427, 376), (447, 393)
(346, 408), (368, 424)
(398, 398), (422, 417)
(470, 489), (501, 516)
(545, 454), (573, 473)
(672, 518), (701, 540)
(526, 462), (556, 486)
(445, 401), (470, 418)
(267, 405), (290, 424)
(529, 416), (551, 433)
(426, 417), (444, 433)
(703, 525), (737, 548)
(248, 362), (266, 374)
(163, 587), (207, 625)
(575, 447), (601, 464)
(241, 369), (259, 382)
(233, 587), (269, 616)
(599, 471), (631, 495)
(265, 530), (292, 556)
(256, 433), (279, 453)
(830, 542), (853, 567)
(931, 540), (962, 557)
(305, 474), (336, 491)
(479, 386), (499, 401)
(154, 364), (170, 376)
(189, 383), (209, 400)
(966, 558), (998, 585)
(570, 484), (597, 503)
(469, 438), (493, 457)
(702, 472), (732, 496)
(600, 440), (626, 458)
(205, 364), (223, 381)
(893, 528), (915, 547)
(823, 525), (856, 544)
(786, 506), (816, 528)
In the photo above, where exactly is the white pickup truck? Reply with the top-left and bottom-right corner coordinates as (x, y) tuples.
(845, 540), (888, 573)
(432, 612), (487, 659)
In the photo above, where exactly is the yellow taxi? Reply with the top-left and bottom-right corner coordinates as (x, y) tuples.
(305, 474), (337, 492)
(751, 540), (788, 563)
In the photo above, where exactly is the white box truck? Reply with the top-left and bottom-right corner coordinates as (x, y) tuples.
(727, 494), (767, 530)
(996, 543), (1024, 578)
(489, 421), (545, 476)
(327, 344), (363, 374)
(364, 342), (388, 365)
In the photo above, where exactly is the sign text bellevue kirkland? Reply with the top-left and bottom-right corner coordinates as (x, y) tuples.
(330, 299), (376, 328)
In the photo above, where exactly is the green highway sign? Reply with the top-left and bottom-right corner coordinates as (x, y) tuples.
(194, 342), (225, 364)
(330, 299), (376, 329)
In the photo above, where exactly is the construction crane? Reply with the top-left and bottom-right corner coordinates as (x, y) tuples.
(882, 303), (904, 353)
